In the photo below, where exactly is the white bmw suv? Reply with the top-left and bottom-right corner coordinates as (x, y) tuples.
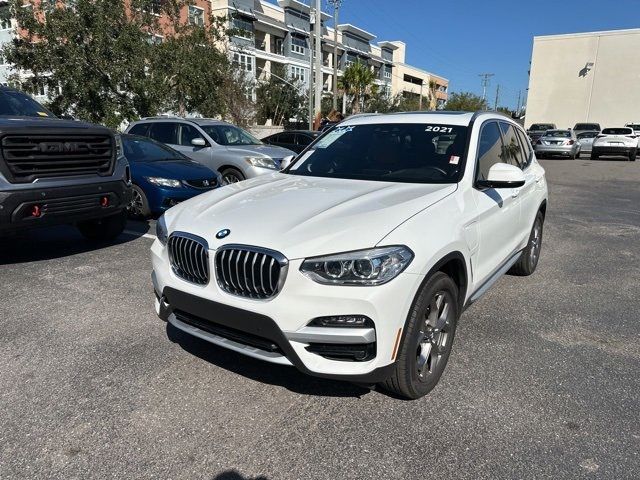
(151, 112), (548, 399)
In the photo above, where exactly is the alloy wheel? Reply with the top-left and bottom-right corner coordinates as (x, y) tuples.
(416, 292), (453, 380)
(222, 172), (243, 184)
(128, 188), (144, 217)
(530, 219), (543, 269)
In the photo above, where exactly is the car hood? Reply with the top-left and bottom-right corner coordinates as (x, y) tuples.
(131, 159), (215, 181)
(226, 144), (295, 159)
(165, 173), (457, 259)
(0, 116), (106, 130)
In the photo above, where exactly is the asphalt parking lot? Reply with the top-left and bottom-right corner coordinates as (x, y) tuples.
(1, 158), (639, 480)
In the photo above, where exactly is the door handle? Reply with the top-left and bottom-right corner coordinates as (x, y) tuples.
(512, 189), (520, 198)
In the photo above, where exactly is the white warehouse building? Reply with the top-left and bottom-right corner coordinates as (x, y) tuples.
(526, 28), (640, 130)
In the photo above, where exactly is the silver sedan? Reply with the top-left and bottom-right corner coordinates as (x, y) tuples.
(534, 129), (581, 159)
(576, 131), (599, 156)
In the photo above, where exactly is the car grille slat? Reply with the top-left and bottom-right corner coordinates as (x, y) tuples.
(0, 134), (114, 183)
(168, 233), (209, 285)
(215, 246), (287, 299)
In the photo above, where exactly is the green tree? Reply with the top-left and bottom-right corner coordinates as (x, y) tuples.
(2, 0), (240, 128)
(444, 91), (488, 112)
(255, 64), (306, 127)
(339, 61), (375, 114)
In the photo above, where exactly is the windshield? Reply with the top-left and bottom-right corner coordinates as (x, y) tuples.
(122, 135), (188, 162)
(287, 123), (468, 184)
(602, 128), (633, 135)
(530, 124), (554, 131)
(201, 124), (262, 146)
(544, 130), (571, 138)
(626, 124), (640, 131)
(574, 123), (599, 130)
(0, 89), (55, 118)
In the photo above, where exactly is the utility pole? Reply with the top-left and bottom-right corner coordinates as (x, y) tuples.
(314, 0), (322, 120)
(494, 84), (500, 110)
(478, 73), (494, 102)
(328, 0), (342, 111)
(516, 89), (522, 115)
(308, 4), (315, 130)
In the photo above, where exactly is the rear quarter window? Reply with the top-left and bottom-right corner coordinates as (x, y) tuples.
(128, 123), (150, 137)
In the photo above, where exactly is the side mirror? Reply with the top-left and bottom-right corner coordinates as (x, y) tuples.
(280, 155), (294, 171)
(477, 163), (525, 189)
(191, 137), (206, 147)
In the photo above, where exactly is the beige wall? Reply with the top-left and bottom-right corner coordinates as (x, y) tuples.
(527, 29), (640, 129)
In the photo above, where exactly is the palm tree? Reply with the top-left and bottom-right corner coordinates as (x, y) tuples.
(339, 61), (376, 114)
(428, 80), (438, 111)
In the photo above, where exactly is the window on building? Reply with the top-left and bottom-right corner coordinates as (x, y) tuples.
(345, 53), (358, 67)
(290, 65), (307, 84)
(143, 0), (163, 15)
(233, 53), (253, 73)
(188, 5), (205, 27)
(291, 35), (307, 55)
(384, 66), (392, 80)
(147, 34), (164, 45)
(476, 121), (504, 181)
(232, 16), (253, 38)
(0, 6), (11, 30)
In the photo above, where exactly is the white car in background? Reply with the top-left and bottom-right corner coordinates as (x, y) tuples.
(591, 127), (638, 161)
(625, 123), (640, 135)
(151, 112), (548, 399)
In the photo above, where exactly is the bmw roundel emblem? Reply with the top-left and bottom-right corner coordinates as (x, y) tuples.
(216, 229), (231, 239)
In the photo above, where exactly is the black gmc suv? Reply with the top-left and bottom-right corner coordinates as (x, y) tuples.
(0, 87), (131, 240)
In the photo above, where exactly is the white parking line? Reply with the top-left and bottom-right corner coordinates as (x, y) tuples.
(123, 230), (157, 240)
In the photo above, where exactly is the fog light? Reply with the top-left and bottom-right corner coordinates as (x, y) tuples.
(309, 315), (373, 328)
(30, 205), (41, 217)
(100, 196), (110, 207)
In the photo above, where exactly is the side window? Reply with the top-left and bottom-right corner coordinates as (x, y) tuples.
(128, 123), (150, 137)
(516, 128), (533, 167)
(149, 122), (178, 145)
(279, 132), (296, 144)
(297, 134), (312, 146)
(499, 122), (525, 169)
(476, 121), (504, 182)
(179, 124), (204, 146)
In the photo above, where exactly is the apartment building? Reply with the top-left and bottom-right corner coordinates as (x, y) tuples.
(211, 0), (448, 107)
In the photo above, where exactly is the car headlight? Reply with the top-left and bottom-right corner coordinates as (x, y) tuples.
(156, 214), (168, 246)
(145, 176), (181, 188)
(300, 246), (414, 286)
(245, 156), (278, 169)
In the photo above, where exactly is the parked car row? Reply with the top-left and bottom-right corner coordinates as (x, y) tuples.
(526, 121), (638, 161)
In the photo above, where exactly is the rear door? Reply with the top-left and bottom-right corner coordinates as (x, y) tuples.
(278, 132), (298, 152)
(470, 121), (522, 287)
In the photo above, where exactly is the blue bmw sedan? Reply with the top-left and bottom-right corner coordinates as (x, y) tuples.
(119, 134), (221, 218)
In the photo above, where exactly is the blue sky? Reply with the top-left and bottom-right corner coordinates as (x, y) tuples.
(266, 0), (640, 109)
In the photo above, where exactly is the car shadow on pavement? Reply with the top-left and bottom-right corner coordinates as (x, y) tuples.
(166, 323), (373, 399)
(210, 471), (269, 480)
(0, 222), (150, 265)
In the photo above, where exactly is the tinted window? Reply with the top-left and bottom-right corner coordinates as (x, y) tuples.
(602, 128), (633, 135)
(288, 123), (468, 184)
(626, 124), (640, 131)
(516, 128), (532, 167)
(544, 130), (571, 138)
(499, 122), (525, 168)
(577, 132), (598, 139)
(476, 121), (504, 181)
(0, 89), (54, 117)
(122, 136), (187, 162)
(279, 132), (296, 144)
(179, 123), (204, 146)
(530, 124), (555, 131)
(574, 123), (600, 131)
(149, 122), (178, 144)
(296, 133), (315, 146)
(128, 123), (150, 137)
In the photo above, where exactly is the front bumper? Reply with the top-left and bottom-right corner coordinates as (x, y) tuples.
(151, 242), (424, 383)
(0, 179), (131, 233)
(145, 184), (217, 214)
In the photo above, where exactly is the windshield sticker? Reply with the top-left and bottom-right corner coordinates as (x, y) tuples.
(425, 125), (453, 133)
(315, 125), (355, 149)
(449, 155), (460, 165)
(37, 111), (49, 117)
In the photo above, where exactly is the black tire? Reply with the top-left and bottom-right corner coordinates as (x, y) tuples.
(509, 211), (544, 276)
(381, 272), (459, 399)
(127, 185), (151, 219)
(220, 167), (245, 185)
(77, 210), (127, 242)
(629, 150), (636, 162)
